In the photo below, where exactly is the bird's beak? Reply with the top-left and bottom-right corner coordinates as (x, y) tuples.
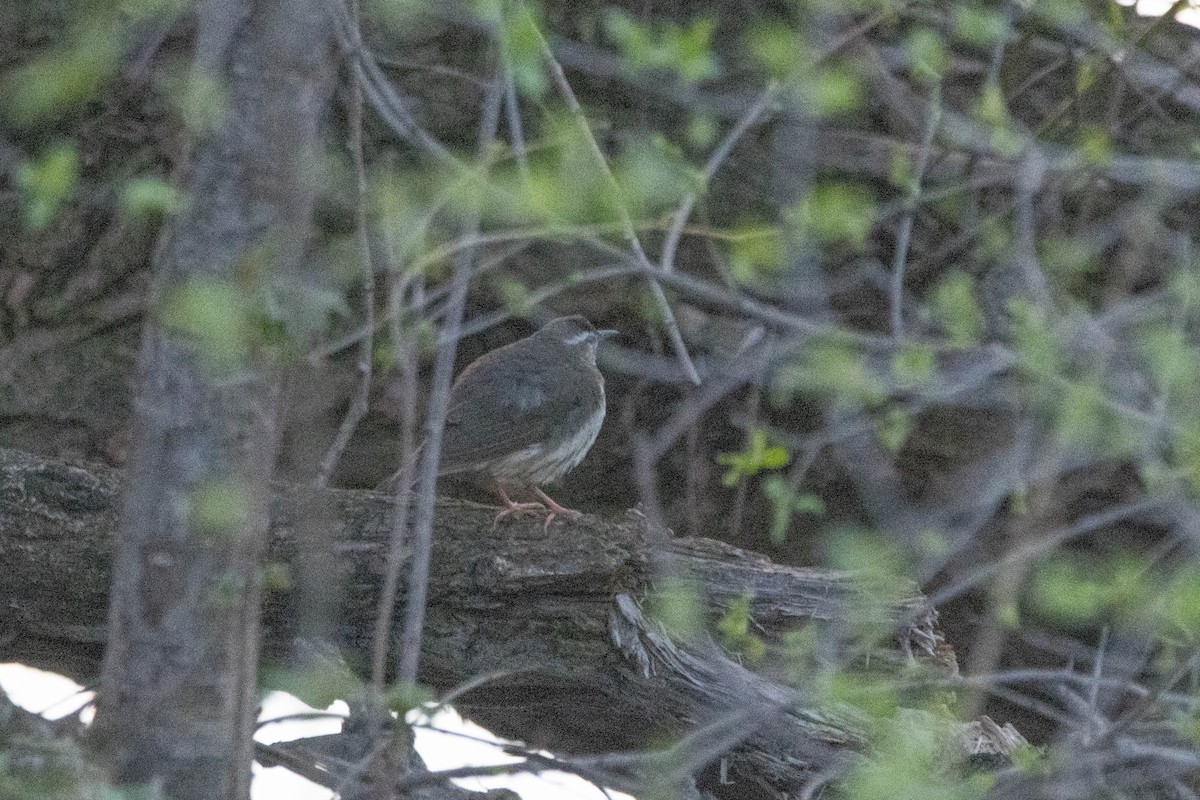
(597, 329), (619, 340)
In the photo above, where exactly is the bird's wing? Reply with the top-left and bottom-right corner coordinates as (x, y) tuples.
(436, 349), (566, 474)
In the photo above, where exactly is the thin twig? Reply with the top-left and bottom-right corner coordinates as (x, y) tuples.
(397, 69), (506, 686)
(314, 21), (376, 489)
(368, 188), (425, 690)
(889, 81), (941, 340)
(421, 665), (538, 716)
(391, 761), (545, 793)
(923, 497), (1167, 610)
(325, 0), (459, 166)
(659, 84), (778, 274)
(518, 2), (701, 384)
(1032, 0), (1191, 137)
(503, 63), (530, 174)
(1096, 645), (1200, 746)
(1088, 625), (1109, 719)
(254, 741), (340, 789)
(309, 238), (535, 364)
(985, 1), (1018, 88)
(1013, 148), (1052, 307)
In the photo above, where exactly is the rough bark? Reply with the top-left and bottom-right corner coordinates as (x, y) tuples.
(84, 0), (334, 797)
(0, 447), (1007, 799)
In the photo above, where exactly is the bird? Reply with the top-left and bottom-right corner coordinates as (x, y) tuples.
(436, 315), (617, 526)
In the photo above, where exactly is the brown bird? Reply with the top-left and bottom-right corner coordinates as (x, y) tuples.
(438, 315), (616, 525)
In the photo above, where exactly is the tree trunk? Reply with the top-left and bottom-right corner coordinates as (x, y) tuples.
(84, 0), (334, 796)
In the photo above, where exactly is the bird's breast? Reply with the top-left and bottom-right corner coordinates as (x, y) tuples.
(489, 393), (605, 485)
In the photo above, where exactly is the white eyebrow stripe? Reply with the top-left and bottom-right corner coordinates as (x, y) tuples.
(562, 331), (592, 345)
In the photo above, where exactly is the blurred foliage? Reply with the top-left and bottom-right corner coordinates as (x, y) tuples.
(604, 10), (718, 83)
(159, 278), (256, 372)
(188, 478), (252, 536)
(12, 0), (1200, 794)
(716, 428), (789, 485)
(773, 336), (886, 408)
(843, 710), (993, 800)
(261, 664), (366, 712)
(648, 575), (705, 643)
(715, 594), (766, 661)
(790, 182), (878, 248)
(15, 142), (79, 229)
(930, 272), (985, 348)
(762, 474), (824, 544)
(1, 0), (184, 124)
(121, 175), (183, 217)
(1031, 553), (1200, 641)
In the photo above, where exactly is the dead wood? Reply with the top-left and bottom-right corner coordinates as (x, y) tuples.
(0, 447), (1016, 798)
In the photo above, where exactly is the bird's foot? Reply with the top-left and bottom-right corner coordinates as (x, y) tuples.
(534, 489), (582, 530)
(491, 486), (548, 530)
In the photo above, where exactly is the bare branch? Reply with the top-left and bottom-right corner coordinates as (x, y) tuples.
(889, 81), (941, 340)
(518, 2), (701, 384)
(314, 0), (376, 490)
(397, 68), (506, 685)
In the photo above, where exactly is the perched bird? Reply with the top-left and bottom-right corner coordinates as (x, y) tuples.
(438, 315), (617, 525)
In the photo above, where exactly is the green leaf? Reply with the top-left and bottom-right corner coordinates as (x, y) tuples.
(972, 82), (1023, 156)
(497, 276), (534, 315)
(502, 6), (548, 98)
(1029, 554), (1147, 626)
(930, 271), (985, 348)
(974, 81), (1009, 128)
(160, 278), (253, 371)
(773, 336), (886, 408)
(648, 576), (705, 642)
(2, 36), (120, 124)
(1076, 124), (1113, 166)
(605, 11), (718, 84)
(1140, 322), (1200, 401)
(385, 682), (436, 715)
(747, 21), (803, 79)
(1038, 233), (1099, 281)
(763, 475), (824, 544)
(791, 182), (877, 247)
(953, 6), (1010, 46)
(122, 176), (183, 216)
(844, 710), (993, 800)
(809, 64), (863, 116)
(716, 429), (790, 486)
(189, 479), (251, 533)
(876, 407), (912, 454)
(716, 595), (765, 661)
(1075, 53), (1103, 95)
(686, 113), (718, 149)
(261, 667), (363, 710)
(893, 343), (936, 387)
(1174, 422), (1200, 495)
(728, 223), (785, 283)
(1008, 299), (1062, 378)
(262, 563), (294, 592)
(16, 143), (80, 229)
(906, 27), (947, 85)
(614, 134), (697, 217)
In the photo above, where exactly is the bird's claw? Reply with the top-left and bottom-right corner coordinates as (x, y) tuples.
(491, 486), (583, 532)
(540, 507), (581, 531)
(491, 500), (548, 530)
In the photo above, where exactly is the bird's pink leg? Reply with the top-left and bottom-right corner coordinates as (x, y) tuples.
(492, 482), (546, 527)
(533, 488), (582, 529)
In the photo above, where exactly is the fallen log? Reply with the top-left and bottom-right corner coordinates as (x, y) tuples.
(0, 447), (1012, 798)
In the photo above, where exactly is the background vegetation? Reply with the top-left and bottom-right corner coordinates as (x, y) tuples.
(6, 0), (1200, 797)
